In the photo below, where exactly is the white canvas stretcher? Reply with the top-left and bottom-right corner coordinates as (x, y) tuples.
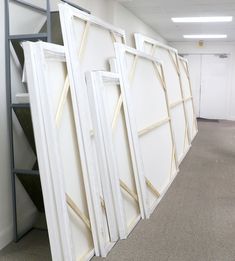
(115, 43), (178, 215)
(86, 71), (148, 230)
(134, 34), (191, 164)
(23, 41), (116, 260)
(59, 3), (144, 238)
(178, 56), (198, 141)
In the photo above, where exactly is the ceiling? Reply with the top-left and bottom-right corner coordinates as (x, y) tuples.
(119, 0), (235, 42)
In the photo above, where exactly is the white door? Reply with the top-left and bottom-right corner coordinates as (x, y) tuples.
(200, 54), (230, 119)
(183, 54), (230, 120)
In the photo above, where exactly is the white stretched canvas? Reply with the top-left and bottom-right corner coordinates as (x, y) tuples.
(59, 3), (145, 238)
(115, 43), (178, 215)
(23, 42), (116, 260)
(135, 34), (191, 164)
(86, 71), (147, 233)
(178, 56), (198, 141)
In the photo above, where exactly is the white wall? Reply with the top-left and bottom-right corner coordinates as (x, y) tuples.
(171, 41), (235, 120)
(0, 2), (13, 248)
(0, 0), (166, 250)
(0, 1), (38, 250)
(112, 3), (166, 46)
(51, 0), (167, 46)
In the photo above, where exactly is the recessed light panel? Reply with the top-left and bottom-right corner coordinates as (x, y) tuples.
(172, 17), (233, 23)
(183, 34), (227, 39)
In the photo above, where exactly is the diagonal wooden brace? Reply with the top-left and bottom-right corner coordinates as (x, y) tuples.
(145, 178), (160, 198)
(120, 179), (138, 203)
(66, 193), (91, 230)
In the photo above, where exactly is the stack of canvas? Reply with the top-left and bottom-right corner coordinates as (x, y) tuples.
(22, 3), (198, 260)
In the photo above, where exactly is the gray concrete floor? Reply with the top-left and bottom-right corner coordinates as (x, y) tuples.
(1, 120), (235, 261)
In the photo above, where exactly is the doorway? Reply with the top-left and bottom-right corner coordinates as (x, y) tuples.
(182, 54), (230, 120)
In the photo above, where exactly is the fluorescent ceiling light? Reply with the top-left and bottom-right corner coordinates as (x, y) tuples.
(172, 16), (233, 23)
(183, 34), (227, 39)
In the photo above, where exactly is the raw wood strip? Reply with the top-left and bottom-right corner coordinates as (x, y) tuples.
(78, 21), (90, 60)
(183, 124), (187, 150)
(184, 62), (198, 132)
(145, 178), (160, 198)
(79, 248), (94, 261)
(138, 117), (170, 137)
(55, 76), (70, 126)
(180, 59), (190, 78)
(184, 96), (193, 102)
(180, 59), (198, 134)
(180, 59), (198, 137)
(110, 31), (125, 47)
(152, 62), (166, 91)
(129, 55), (138, 83)
(128, 216), (140, 230)
(120, 179), (138, 202)
(111, 95), (123, 130)
(168, 50), (180, 75)
(111, 55), (138, 130)
(110, 31), (117, 43)
(175, 56), (190, 146)
(159, 64), (179, 167)
(100, 196), (105, 209)
(66, 193), (91, 230)
(169, 144), (175, 179)
(181, 59), (198, 131)
(169, 99), (183, 109)
(55, 21), (90, 126)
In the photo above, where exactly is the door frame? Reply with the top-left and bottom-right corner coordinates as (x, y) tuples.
(179, 53), (232, 120)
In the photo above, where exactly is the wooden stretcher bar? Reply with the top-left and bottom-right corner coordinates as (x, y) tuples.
(66, 193), (91, 230)
(138, 117), (170, 137)
(115, 43), (179, 216)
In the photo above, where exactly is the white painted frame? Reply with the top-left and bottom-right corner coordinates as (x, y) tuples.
(23, 42), (114, 260)
(23, 42), (71, 261)
(86, 71), (148, 234)
(178, 56), (198, 141)
(59, 3), (143, 239)
(115, 43), (179, 215)
(135, 33), (191, 164)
